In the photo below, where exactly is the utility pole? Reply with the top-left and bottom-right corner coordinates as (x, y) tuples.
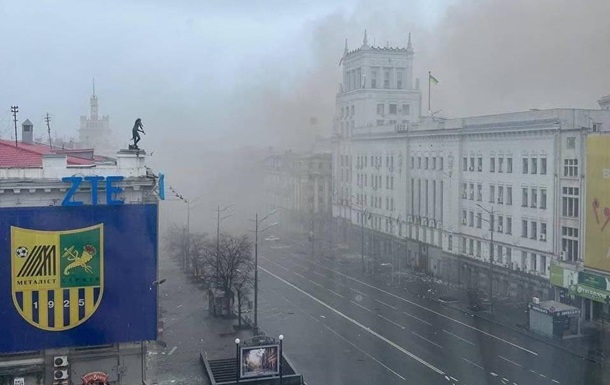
(11, 106), (18, 147)
(250, 210), (277, 333)
(477, 203), (495, 314)
(45, 113), (52, 148)
(215, 204), (233, 288)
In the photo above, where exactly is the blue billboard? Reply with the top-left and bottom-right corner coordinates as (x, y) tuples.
(0, 204), (158, 353)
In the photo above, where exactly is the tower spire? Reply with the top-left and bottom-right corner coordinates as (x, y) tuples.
(92, 78), (96, 98)
(344, 38), (349, 56)
(362, 29), (369, 48)
(407, 32), (414, 54)
(90, 78), (99, 119)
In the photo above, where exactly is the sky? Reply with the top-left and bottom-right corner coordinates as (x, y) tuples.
(1, 0), (609, 233)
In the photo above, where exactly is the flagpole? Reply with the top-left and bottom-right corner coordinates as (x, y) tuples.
(428, 71), (431, 116)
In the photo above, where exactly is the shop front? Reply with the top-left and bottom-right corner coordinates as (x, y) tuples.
(528, 300), (581, 339)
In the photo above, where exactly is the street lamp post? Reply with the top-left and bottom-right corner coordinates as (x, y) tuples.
(235, 338), (240, 384)
(250, 210), (278, 333)
(477, 203), (495, 314)
(278, 334), (284, 385)
(215, 204), (233, 287)
(360, 208), (368, 273)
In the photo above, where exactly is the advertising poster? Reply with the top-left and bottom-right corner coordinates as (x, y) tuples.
(240, 344), (280, 378)
(0, 204), (158, 353)
(585, 136), (610, 272)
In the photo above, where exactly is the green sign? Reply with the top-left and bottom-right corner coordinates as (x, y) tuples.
(569, 284), (610, 303)
(550, 265), (564, 286)
(578, 271), (610, 291)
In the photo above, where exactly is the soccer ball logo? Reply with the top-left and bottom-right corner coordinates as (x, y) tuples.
(15, 246), (28, 258)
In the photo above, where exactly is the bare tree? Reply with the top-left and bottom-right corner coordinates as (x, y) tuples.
(233, 262), (254, 327)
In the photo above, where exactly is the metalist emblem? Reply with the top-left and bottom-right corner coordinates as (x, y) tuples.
(11, 224), (104, 331)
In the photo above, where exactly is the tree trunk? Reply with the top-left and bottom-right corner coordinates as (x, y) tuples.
(237, 291), (242, 327)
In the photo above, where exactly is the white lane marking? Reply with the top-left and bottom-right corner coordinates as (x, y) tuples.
(261, 266), (445, 375)
(168, 346), (177, 356)
(375, 298), (398, 310)
(322, 323), (407, 381)
(300, 259), (538, 356)
(551, 380), (560, 384)
(442, 329), (475, 346)
(449, 376), (458, 382)
(268, 285), (407, 382)
(539, 374), (547, 378)
(293, 272), (306, 279)
(404, 311), (432, 326)
(313, 271), (326, 279)
(498, 355), (522, 367)
(309, 279), (324, 288)
(411, 331), (443, 349)
(378, 314), (406, 329)
(462, 358), (483, 370)
(328, 289), (345, 298)
(350, 300), (373, 313)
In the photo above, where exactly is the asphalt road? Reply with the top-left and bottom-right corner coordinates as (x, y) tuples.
(257, 244), (608, 385)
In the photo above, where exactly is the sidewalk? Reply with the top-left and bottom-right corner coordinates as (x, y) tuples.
(324, 251), (610, 367)
(146, 256), (254, 385)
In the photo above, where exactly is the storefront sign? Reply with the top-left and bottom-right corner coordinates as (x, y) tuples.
(585, 135), (610, 272)
(62, 176), (124, 206)
(569, 284), (610, 303)
(549, 264), (578, 288)
(13, 378), (24, 385)
(528, 302), (580, 317)
(579, 271), (610, 291)
(82, 371), (108, 385)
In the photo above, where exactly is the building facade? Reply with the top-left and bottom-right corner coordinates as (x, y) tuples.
(0, 124), (161, 385)
(331, 31), (610, 322)
(264, 150), (332, 245)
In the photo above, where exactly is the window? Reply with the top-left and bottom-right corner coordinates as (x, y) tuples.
(386, 175), (389, 189)
(540, 255), (547, 274)
(476, 241), (481, 258)
(561, 226), (579, 262)
(531, 188), (538, 208)
(439, 157), (444, 170)
(462, 210), (467, 225)
(389, 104), (397, 114)
(562, 187), (579, 217)
(377, 103), (384, 115)
(531, 158), (538, 174)
(489, 185), (495, 203)
(376, 119), (384, 126)
(522, 220), (528, 237)
(402, 104), (410, 115)
(469, 183), (474, 200)
(432, 157), (437, 170)
(507, 186), (513, 205)
(541, 223), (547, 241)
(470, 157), (475, 171)
(498, 157), (504, 173)
(531, 253), (537, 271)
(498, 186), (504, 204)
(521, 251), (527, 270)
(469, 211), (474, 227)
(384, 70), (390, 89)
(462, 183), (467, 199)
(397, 72), (403, 89)
(567, 137), (576, 149)
(531, 221), (537, 240)
(541, 158), (547, 175)
(476, 212), (482, 228)
(540, 189), (547, 209)
(490, 157), (495, 172)
(507, 157), (513, 173)
(462, 238), (467, 254)
(506, 217), (512, 234)
(390, 177), (394, 190)
(463, 157), (468, 171)
(469, 239), (474, 255)
(448, 235), (453, 251)
(477, 157), (483, 172)
(477, 183), (483, 201)
(497, 215), (503, 233)
(522, 187), (528, 207)
(564, 159), (578, 177)
(522, 158), (528, 174)
(371, 70), (378, 88)
(425, 157), (429, 169)
(418, 157), (422, 169)
(506, 247), (512, 265)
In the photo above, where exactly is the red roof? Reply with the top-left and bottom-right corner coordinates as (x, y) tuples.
(0, 140), (95, 168)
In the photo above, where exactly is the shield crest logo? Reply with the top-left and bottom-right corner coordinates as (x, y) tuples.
(11, 224), (104, 331)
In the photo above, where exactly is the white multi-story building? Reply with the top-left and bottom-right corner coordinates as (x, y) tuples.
(332, 31), (610, 308)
